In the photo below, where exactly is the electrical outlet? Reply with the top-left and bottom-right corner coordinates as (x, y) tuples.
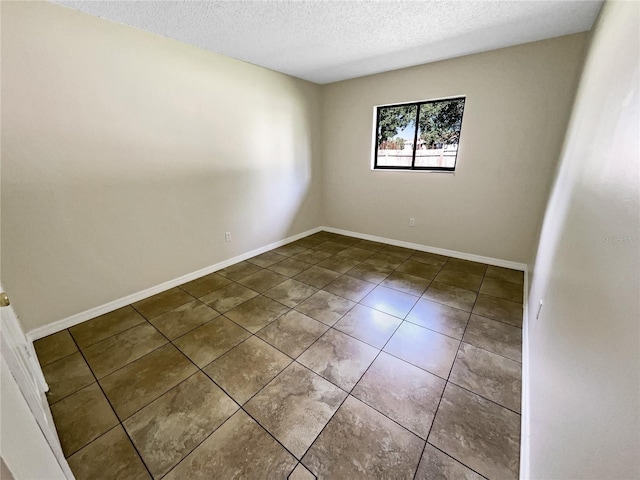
(225, 232), (231, 242)
(409, 218), (415, 227)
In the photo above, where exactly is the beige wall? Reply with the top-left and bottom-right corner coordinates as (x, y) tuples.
(1, 2), (595, 335)
(322, 34), (587, 264)
(527, 1), (639, 478)
(1, 1), (323, 331)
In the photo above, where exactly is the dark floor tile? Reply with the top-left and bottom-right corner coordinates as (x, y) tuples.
(409, 251), (449, 267)
(173, 316), (251, 366)
(100, 344), (198, 420)
(379, 245), (415, 259)
(354, 239), (387, 252)
(361, 285), (419, 319)
(317, 255), (360, 274)
(246, 251), (288, 268)
(298, 329), (378, 391)
(415, 444), (483, 480)
(133, 288), (194, 320)
(450, 343), (522, 412)
(268, 257), (311, 277)
(256, 310), (328, 358)
(429, 383), (520, 480)
(204, 337), (291, 405)
(312, 241), (349, 255)
(363, 252), (403, 270)
(397, 260), (441, 280)
(224, 296), (290, 333)
(335, 246), (374, 262)
(45, 238), (523, 480)
(352, 352), (445, 439)
(217, 261), (262, 281)
(179, 272), (230, 298)
(264, 278), (318, 308)
(43, 352), (94, 404)
(237, 269), (288, 293)
(302, 396), (423, 479)
(292, 250), (333, 265)
(443, 258), (488, 276)
(294, 266), (341, 289)
(295, 290), (356, 326)
(67, 426), (150, 480)
(292, 237), (324, 249)
(434, 269), (483, 292)
(463, 315), (522, 362)
(422, 282), (477, 312)
(380, 271), (431, 296)
(334, 304), (401, 348)
(199, 282), (258, 313)
(324, 275), (376, 302)
(406, 299), (470, 339)
(479, 277), (523, 303)
(345, 263), (392, 284)
(82, 323), (167, 378)
(50, 383), (119, 457)
(245, 363), (347, 458)
(308, 231), (336, 242)
(123, 372), (238, 478)
(34, 330), (78, 367)
(148, 300), (219, 340)
(289, 463), (315, 480)
(485, 265), (524, 285)
(384, 322), (459, 378)
(83, 322), (167, 378)
(69, 306), (146, 348)
(271, 242), (309, 257)
(472, 294), (523, 327)
(163, 410), (297, 479)
(327, 234), (360, 247)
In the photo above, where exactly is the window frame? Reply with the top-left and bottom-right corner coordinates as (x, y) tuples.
(372, 96), (466, 172)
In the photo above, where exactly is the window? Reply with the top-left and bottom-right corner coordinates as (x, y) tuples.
(373, 96), (465, 171)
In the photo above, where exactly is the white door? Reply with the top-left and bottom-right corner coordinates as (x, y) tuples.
(0, 288), (74, 479)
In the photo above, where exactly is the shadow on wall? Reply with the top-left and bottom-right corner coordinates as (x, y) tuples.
(3, 71), (318, 334)
(525, 1), (639, 478)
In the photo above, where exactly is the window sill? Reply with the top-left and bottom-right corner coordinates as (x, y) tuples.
(370, 167), (457, 174)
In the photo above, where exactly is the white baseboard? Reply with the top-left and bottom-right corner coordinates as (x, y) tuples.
(322, 226), (530, 477)
(519, 266), (531, 479)
(27, 225), (527, 343)
(321, 226), (528, 271)
(26, 226), (322, 342)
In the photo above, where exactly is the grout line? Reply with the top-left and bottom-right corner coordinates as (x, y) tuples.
(147, 322), (302, 479)
(445, 380), (523, 416)
(292, 254), (442, 465)
(411, 257), (467, 479)
(127, 312), (303, 479)
(43, 231), (523, 479)
(427, 442), (489, 479)
(457, 339), (523, 364)
(86, 337), (170, 382)
(410, 261), (519, 479)
(40, 234), (334, 474)
(468, 310), (525, 330)
(36, 348), (82, 370)
(154, 408), (241, 479)
(64, 331), (157, 480)
(75, 319), (157, 353)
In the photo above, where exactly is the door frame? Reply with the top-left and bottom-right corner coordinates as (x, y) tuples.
(0, 288), (74, 479)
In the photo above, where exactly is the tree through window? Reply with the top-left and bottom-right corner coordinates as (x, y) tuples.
(374, 97), (465, 171)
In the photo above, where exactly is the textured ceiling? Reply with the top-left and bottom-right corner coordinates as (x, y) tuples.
(51, 0), (603, 84)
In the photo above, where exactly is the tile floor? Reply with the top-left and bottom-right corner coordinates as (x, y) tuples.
(34, 231), (524, 480)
